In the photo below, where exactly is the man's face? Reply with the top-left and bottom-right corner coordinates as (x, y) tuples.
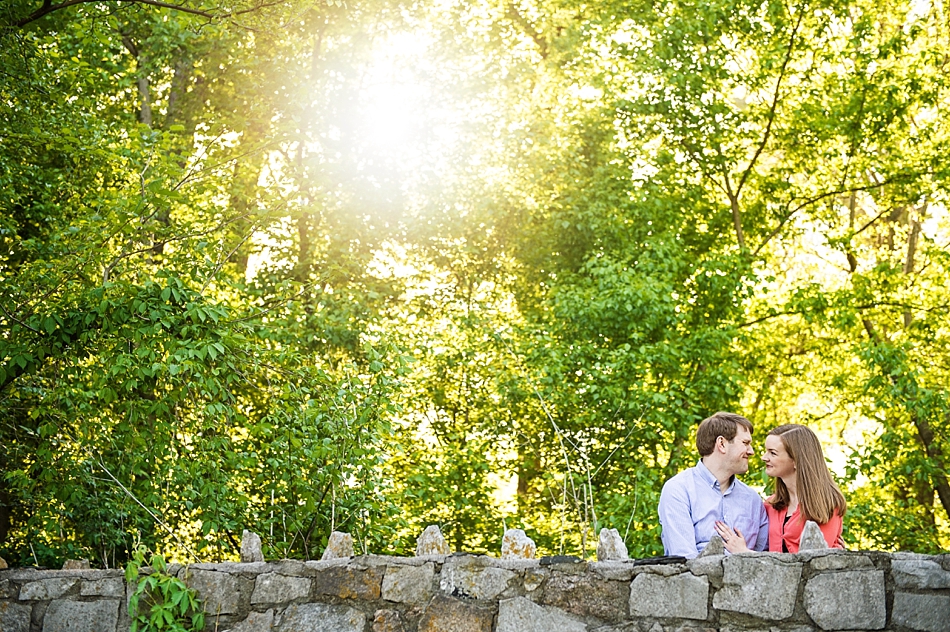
(723, 426), (754, 476)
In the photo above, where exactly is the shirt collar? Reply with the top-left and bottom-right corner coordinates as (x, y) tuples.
(697, 459), (735, 494)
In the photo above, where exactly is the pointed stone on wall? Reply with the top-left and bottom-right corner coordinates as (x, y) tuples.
(501, 529), (536, 559)
(322, 531), (354, 560)
(699, 535), (724, 558)
(416, 525), (450, 556)
(0, 556), (9, 569)
(242, 529), (265, 562)
(799, 521), (828, 551)
(596, 528), (628, 561)
(62, 559), (91, 570)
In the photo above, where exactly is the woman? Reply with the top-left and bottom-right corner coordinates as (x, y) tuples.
(715, 424), (846, 553)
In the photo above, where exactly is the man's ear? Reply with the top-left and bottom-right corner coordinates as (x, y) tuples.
(716, 436), (727, 453)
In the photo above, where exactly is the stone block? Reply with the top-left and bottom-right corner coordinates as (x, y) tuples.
(418, 595), (493, 632)
(313, 565), (384, 600)
(79, 578), (125, 597)
(631, 563), (687, 577)
(808, 553), (871, 571)
(18, 578), (78, 601)
(712, 554), (801, 620)
(250, 573), (310, 604)
(497, 596), (586, 632)
(798, 521), (828, 551)
(0, 602), (31, 632)
(589, 561), (636, 581)
(278, 602), (365, 632)
(382, 563), (434, 605)
(892, 592), (950, 632)
(60, 560), (90, 571)
(373, 609), (406, 632)
(597, 528), (628, 561)
(892, 557), (950, 589)
(698, 535), (724, 558)
(720, 626), (814, 632)
(687, 555), (724, 582)
(440, 556), (516, 600)
(524, 568), (547, 592)
(416, 526), (450, 556)
(0, 579), (16, 600)
(542, 570), (628, 621)
(241, 530), (264, 563)
(184, 569), (244, 615)
(229, 609), (275, 632)
(501, 529), (536, 559)
(803, 570), (885, 630)
(629, 572), (709, 620)
(321, 532), (354, 561)
(42, 599), (119, 632)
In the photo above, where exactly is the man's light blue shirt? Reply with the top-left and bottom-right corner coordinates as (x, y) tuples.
(658, 460), (769, 559)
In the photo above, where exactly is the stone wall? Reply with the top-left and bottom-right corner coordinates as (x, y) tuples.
(2, 550), (949, 632)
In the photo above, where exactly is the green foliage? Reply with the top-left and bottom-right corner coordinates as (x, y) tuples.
(125, 548), (204, 632)
(2, 0), (949, 564)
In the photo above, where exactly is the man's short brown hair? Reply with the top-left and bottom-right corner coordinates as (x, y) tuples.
(696, 412), (754, 457)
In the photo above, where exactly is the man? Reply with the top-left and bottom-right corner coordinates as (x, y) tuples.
(658, 411), (768, 558)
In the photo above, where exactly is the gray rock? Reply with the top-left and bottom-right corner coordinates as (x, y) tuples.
(418, 595), (493, 632)
(493, 558), (541, 571)
(228, 609), (275, 632)
(891, 592), (950, 632)
(687, 554), (724, 582)
(501, 529), (536, 559)
(415, 526), (450, 556)
(596, 528), (628, 561)
(720, 627), (814, 632)
(0, 602), (31, 631)
(42, 599), (119, 632)
(278, 602), (364, 632)
(698, 534), (724, 557)
(589, 561), (636, 581)
(809, 553), (870, 571)
(542, 570), (628, 621)
(313, 565), (383, 600)
(440, 556), (516, 600)
(0, 579), (15, 599)
(497, 596), (587, 632)
(892, 592), (950, 632)
(80, 578), (125, 597)
(892, 557), (950, 589)
(713, 554), (802, 620)
(241, 530), (264, 563)
(524, 568), (547, 591)
(250, 573), (310, 604)
(629, 572), (709, 620)
(60, 560), (90, 571)
(798, 521), (828, 551)
(630, 563), (687, 577)
(321, 532), (354, 561)
(803, 570), (885, 630)
(18, 578), (78, 601)
(185, 569), (243, 615)
(381, 563), (434, 605)
(373, 609), (406, 632)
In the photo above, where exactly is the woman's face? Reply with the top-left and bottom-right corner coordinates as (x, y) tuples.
(763, 434), (796, 479)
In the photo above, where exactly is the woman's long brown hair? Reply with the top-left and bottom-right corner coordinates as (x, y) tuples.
(767, 424), (847, 524)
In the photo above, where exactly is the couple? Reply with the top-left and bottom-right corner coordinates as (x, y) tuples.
(658, 411), (846, 557)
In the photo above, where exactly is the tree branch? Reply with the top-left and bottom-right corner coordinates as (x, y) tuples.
(735, 2), (806, 199)
(13, 0), (288, 28)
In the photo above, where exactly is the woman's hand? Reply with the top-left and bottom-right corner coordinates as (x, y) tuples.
(714, 521), (750, 553)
